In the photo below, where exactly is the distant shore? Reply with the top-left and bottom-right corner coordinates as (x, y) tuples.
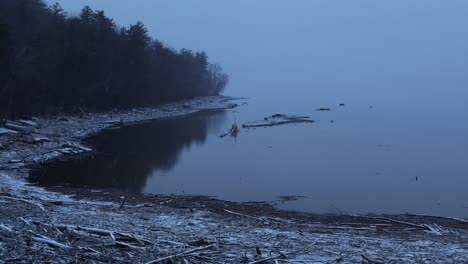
(0, 96), (467, 263)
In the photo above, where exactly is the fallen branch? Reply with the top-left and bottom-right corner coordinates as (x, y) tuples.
(242, 115), (313, 128)
(113, 241), (145, 250)
(116, 232), (153, 245)
(32, 236), (70, 249)
(219, 123), (238, 138)
(155, 239), (187, 246)
(119, 196), (127, 210)
(248, 250), (300, 264)
(223, 209), (262, 221)
(79, 226), (116, 241)
(361, 254), (384, 264)
(0, 224), (13, 233)
(145, 244), (215, 264)
(0, 195), (45, 211)
(78, 246), (101, 254)
(56, 224), (152, 245)
(357, 216), (433, 231)
(249, 255), (283, 264)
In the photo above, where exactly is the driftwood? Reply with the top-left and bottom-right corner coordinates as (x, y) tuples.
(32, 236), (70, 249)
(17, 120), (38, 127)
(5, 121), (33, 132)
(249, 255), (283, 264)
(0, 127), (18, 135)
(0, 223), (13, 233)
(361, 254), (384, 264)
(156, 239), (187, 246)
(356, 216), (434, 231)
(219, 123), (238, 138)
(223, 209), (262, 221)
(56, 224), (153, 245)
(248, 250), (300, 264)
(0, 195), (46, 211)
(78, 246), (101, 254)
(114, 241), (145, 250)
(242, 114), (314, 128)
(58, 225), (116, 241)
(145, 244), (215, 264)
(119, 196), (127, 209)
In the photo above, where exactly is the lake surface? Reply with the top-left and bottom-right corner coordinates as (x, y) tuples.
(29, 94), (468, 218)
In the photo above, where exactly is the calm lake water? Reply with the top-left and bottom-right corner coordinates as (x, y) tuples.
(29, 93), (468, 218)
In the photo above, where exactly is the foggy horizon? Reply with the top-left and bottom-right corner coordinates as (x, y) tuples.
(1, 1), (468, 262)
(47, 0), (468, 112)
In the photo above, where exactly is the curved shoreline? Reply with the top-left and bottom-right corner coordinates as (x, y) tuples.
(1, 96), (467, 263)
(0, 96), (238, 173)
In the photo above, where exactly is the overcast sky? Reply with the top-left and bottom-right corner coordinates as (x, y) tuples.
(45, 1), (468, 110)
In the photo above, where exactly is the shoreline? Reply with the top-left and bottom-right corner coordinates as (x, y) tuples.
(1, 96), (467, 263)
(0, 95), (238, 173)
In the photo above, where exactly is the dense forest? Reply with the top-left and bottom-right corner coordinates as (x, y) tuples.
(0, 0), (228, 119)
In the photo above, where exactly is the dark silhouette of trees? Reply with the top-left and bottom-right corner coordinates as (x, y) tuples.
(0, 1), (228, 119)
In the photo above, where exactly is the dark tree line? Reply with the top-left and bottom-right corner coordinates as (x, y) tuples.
(0, 0), (228, 119)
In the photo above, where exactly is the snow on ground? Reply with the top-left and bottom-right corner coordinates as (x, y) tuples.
(1, 170), (467, 263)
(1, 96), (468, 263)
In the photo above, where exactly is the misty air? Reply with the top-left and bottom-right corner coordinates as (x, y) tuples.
(1, 1), (467, 263)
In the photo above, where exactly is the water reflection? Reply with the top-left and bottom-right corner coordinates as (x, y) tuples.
(29, 110), (227, 192)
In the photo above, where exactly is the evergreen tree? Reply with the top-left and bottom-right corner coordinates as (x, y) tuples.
(0, 0), (228, 119)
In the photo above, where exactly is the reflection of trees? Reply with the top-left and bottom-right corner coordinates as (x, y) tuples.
(29, 110), (227, 192)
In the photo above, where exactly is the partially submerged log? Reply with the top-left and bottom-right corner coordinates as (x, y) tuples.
(242, 114), (314, 128)
(219, 123), (238, 138)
